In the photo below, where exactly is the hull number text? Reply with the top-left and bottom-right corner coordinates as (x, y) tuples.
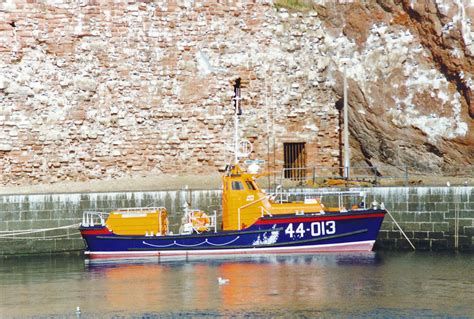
(285, 221), (336, 238)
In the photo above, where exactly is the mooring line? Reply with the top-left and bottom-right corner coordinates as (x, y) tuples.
(0, 223), (81, 238)
(386, 209), (416, 250)
(0, 234), (82, 240)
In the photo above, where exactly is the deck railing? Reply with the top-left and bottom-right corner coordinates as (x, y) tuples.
(269, 189), (368, 210)
(278, 166), (408, 186)
(275, 164), (474, 187)
(81, 211), (109, 227)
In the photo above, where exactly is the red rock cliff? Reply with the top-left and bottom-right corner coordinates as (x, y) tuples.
(315, 0), (473, 175)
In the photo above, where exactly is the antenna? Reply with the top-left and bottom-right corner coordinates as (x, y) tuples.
(233, 78), (241, 164)
(341, 59), (351, 179)
(230, 78), (252, 164)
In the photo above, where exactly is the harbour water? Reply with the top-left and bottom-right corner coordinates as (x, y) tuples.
(0, 252), (472, 318)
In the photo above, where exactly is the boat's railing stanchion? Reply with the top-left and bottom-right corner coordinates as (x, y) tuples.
(237, 208), (241, 231)
(213, 210), (217, 233)
(159, 211), (162, 235)
(81, 211), (109, 227)
(266, 189), (370, 211)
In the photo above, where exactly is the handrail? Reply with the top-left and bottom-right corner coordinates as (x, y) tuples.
(267, 189), (368, 211)
(212, 210), (217, 233)
(269, 190), (366, 207)
(260, 206), (272, 217)
(277, 165), (411, 186)
(112, 207), (166, 213)
(237, 195), (271, 230)
(270, 189), (366, 197)
(81, 207), (168, 227)
(82, 211), (109, 227)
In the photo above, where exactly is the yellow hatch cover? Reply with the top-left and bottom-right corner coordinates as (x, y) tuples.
(105, 208), (168, 236)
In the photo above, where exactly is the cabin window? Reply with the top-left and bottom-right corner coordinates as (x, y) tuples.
(245, 181), (256, 190)
(284, 142), (306, 181)
(232, 181), (244, 190)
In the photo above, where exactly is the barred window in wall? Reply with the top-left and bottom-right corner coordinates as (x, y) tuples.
(284, 143), (306, 181)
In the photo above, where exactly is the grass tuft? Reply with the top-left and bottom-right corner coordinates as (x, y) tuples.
(274, 0), (315, 11)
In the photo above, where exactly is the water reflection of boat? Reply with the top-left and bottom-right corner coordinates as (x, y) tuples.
(79, 253), (381, 314)
(79, 95), (387, 262)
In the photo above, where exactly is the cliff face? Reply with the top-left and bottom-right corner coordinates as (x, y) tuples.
(313, 0), (473, 175)
(0, 0), (472, 187)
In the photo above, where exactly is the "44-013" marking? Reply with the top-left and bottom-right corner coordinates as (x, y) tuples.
(285, 221), (336, 238)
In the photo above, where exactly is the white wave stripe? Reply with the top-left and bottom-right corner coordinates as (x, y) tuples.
(206, 237), (240, 246)
(142, 236), (240, 248)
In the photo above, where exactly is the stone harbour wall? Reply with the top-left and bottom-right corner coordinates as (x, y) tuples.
(0, 0), (342, 187)
(0, 186), (472, 256)
(373, 187), (473, 251)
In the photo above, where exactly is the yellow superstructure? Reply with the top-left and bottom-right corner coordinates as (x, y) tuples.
(101, 165), (327, 235)
(222, 165), (325, 231)
(105, 208), (168, 236)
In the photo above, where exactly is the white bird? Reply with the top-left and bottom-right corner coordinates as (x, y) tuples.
(218, 277), (230, 285)
(76, 306), (81, 316)
(447, 181), (451, 187)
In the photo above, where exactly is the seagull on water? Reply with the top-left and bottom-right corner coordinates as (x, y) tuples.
(218, 277), (230, 285)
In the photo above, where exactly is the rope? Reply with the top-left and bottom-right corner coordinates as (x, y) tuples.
(0, 223), (81, 238)
(386, 210), (416, 251)
(0, 234), (82, 240)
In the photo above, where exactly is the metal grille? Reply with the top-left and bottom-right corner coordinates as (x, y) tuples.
(283, 143), (306, 180)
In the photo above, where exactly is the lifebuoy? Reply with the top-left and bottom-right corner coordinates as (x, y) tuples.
(191, 211), (210, 232)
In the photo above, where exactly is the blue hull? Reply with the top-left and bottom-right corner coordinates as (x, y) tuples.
(80, 210), (386, 261)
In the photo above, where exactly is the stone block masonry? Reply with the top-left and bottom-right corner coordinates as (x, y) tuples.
(0, 186), (471, 256)
(372, 187), (473, 252)
(0, 0), (342, 187)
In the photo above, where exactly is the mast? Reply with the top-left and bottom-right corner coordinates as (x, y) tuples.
(233, 78), (242, 164)
(230, 78), (251, 166)
(234, 94), (240, 164)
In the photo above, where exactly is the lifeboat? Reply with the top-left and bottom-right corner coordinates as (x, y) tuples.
(78, 92), (387, 262)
